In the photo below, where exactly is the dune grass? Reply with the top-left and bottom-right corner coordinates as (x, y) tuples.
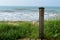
(44, 20), (60, 40)
(0, 20), (60, 40)
(0, 21), (39, 40)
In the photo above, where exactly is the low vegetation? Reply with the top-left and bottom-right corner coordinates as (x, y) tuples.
(0, 20), (60, 40)
(44, 20), (60, 40)
(0, 21), (39, 40)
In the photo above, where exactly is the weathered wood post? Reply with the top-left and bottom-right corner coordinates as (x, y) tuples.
(39, 7), (44, 40)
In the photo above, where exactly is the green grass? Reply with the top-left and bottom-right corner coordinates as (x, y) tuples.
(44, 20), (60, 40)
(0, 21), (39, 40)
(0, 20), (60, 40)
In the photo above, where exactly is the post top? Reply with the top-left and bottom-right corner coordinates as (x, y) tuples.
(39, 7), (44, 9)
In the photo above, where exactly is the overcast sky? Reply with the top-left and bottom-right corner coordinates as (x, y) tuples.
(0, 0), (60, 7)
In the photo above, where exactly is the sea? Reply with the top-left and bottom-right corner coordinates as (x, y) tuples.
(0, 6), (60, 21)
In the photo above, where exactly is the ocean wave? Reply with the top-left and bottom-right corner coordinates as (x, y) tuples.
(0, 11), (59, 21)
(0, 12), (39, 21)
(45, 9), (60, 14)
(3, 10), (15, 12)
(0, 10), (15, 12)
(0, 9), (39, 13)
(0, 7), (59, 21)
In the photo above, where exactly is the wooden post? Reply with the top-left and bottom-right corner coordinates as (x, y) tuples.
(39, 7), (44, 40)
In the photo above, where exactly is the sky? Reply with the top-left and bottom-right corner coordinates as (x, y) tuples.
(0, 0), (60, 7)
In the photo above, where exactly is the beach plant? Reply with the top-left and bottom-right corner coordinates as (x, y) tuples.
(44, 20), (60, 40)
(0, 22), (38, 40)
(0, 20), (60, 40)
